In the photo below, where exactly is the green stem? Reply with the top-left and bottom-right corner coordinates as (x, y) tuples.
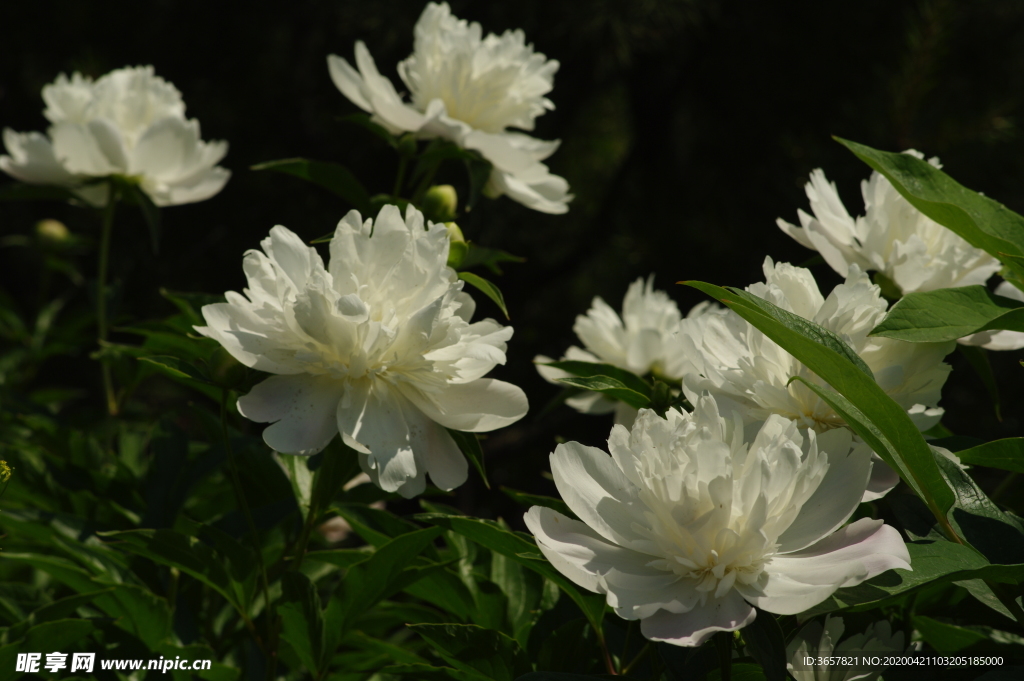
(993, 472), (1018, 503)
(393, 155), (409, 198)
(96, 186), (119, 415)
(596, 627), (617, 676)
(410, 165), (440, 205)
(219, 390), (277, 676)
(291, 486), (321, 574)
(618, 620), (635, 674)
(620, 641), (651, 676)
(714, 631), (732, 681)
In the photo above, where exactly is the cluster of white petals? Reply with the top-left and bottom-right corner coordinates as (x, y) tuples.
(678, 258), (954, 435)
(777, 152), (1000, 296)
(525, 398), (910, 647)
(327, 2), (571, 214)
(535, 276), (698, 424)
(197, 204), (527, 498)
(787, 616), (906, 681)
(1, 66), (229, 207)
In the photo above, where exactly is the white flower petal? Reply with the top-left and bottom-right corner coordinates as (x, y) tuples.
(49, 121), (119, 175)
(549, 441), (643, 548)
(237, 374), (345, 456)
(862, 456), (900, 502)
(337, 381), (425, 496)
(639, 592), (756, 648)
(0, 129), (79, 185)
(752, 519), (911, 615)
(777, 435), (873, 553)
(401, 378), (527, 432)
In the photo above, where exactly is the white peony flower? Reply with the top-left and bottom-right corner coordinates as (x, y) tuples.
(787, 616), (906, 681)
(678, 258), (954, 435)
(777, 151), (1000, 297)
(534, 276), (699, 424)
(1, 66), (230, 207)
(327, 2), (571, 214)
(196, 204), (527, 498)
(524, 398), (911, 647)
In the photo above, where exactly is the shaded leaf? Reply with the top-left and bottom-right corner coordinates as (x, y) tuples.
(252, 158), (372, 212)
(459, 272), (509, 319)
(871, 286), (1024, 342)
(447, 429), (489, 488)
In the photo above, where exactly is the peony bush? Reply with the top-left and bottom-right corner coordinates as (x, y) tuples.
(3, 3), (1024, 680)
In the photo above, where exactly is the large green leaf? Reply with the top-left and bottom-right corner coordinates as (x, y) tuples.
(836, 138), (1024, 284)
(541, 360), (652, 398)
(414, 512), (606, 635)
(98, 528), (244, 610)
(410, 623), (529, 681)
(952, 439), (1024, 473)
(335, 526), (445, 631)
(279, 572), (325, 674)
(684, 280), (955, 525)
(556, 375), (650, 410)
(871, 286), (1024, 342)
(0, 619), (96, 675)
(742, 610), (786, 681)
(913, 616), (1024, 656)
(251, 158), (372, 213)
(447, 429), (489, 488)
(459, 272), (510, 319)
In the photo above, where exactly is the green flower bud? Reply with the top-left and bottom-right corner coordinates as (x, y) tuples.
(35, 219), (70, 245)
(422, 184), (459, 222)
(446, 222), (468, 269)
(397, 133), (418, 158)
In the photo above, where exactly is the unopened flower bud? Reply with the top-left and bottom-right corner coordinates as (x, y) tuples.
(445, 222), (468, 269)
(35, 219), (70, 245)
(422, 184), (458, 222)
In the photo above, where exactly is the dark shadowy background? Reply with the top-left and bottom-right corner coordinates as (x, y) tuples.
(3, 0), (1024, 520)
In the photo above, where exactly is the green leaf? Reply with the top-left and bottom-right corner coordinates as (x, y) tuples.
(914, 615), (1024, 655)
(459, 272), (509, 319)
(383, 663), (486, 681)
(336, 526), (445, 631)
(98, 528), (243, 611)
(339, 113), (398, 148)
(447, 429), (489, 488)
(742, 609), (786, 681)
(304, 547), (375, 569)
(685, 280), (955, 527)
(491, 550), (545, 646)
(836, 137), (1024, 283)
(410, 623), (529, 681)
(251, 158), (372, 212)
(542, 360), (652, 398)
(556, 376), (650, 410)
(333, 502), (426, 547)
(706, 664), (768, 681)
(309, 439), (363, 516)
(138, 355), (214, 385)
(500, 487), (575, 520)
(414, 512), (606, 635)
(958, 345), (1002, 421)
(117, 178), (162, 254)
(0, 619), (96, 674)
(956, 438), (1024, 473)
(460, 244), (525, 275)
(279, 572), (325, 674)
(871, 286), (1024, 342)
(0, 182), (80, 202)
